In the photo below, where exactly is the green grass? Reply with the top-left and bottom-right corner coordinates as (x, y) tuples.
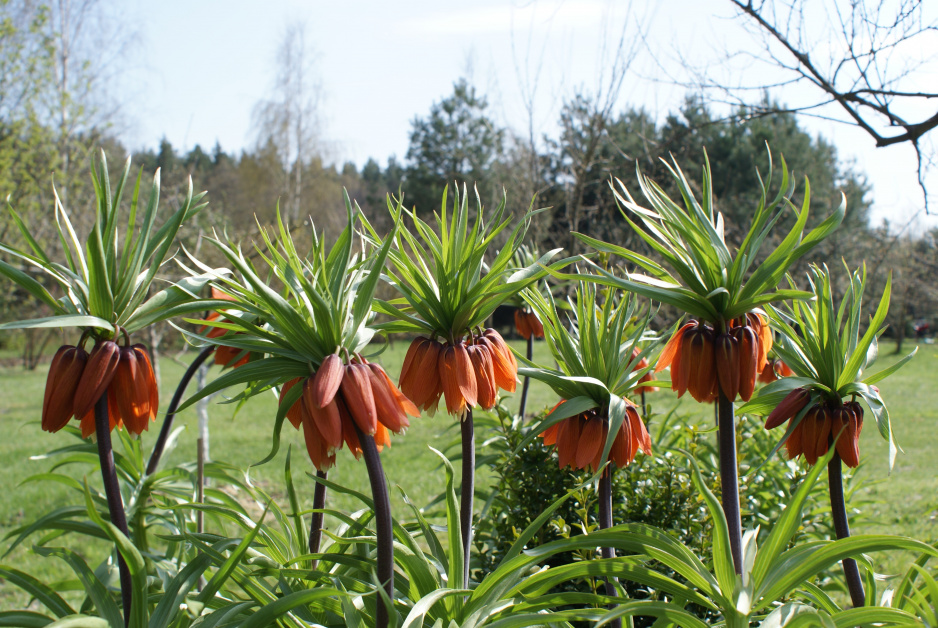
(0, 337), (934, 606)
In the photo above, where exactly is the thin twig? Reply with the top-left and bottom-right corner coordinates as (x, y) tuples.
(146, 346), (214, 475)
(309, 470), (327, 556)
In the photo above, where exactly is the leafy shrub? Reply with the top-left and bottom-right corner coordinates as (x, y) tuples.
(473, 404), (714, 599)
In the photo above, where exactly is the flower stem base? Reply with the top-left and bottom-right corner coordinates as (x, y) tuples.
(598, 466), (621, 628)
(94, 394), (132, 625)
(717, 393), (743, 574)
(309, 470), (327, 556)
(461, 408), (475, 587)
(355, 424), (393, 628)
(828, 452), (866, 607)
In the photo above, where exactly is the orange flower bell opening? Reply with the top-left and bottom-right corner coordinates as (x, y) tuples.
(540, 399), (651, 472)
(398, 329), (518, 419)
(279, 356), (417, 471)
(656, 313), (771, 403)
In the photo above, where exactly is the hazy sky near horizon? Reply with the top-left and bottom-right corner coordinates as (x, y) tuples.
(120, 0), (938, 229)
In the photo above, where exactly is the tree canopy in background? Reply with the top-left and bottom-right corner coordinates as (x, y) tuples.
(404, 78), (505, 213)
(2, 1), (936, 361)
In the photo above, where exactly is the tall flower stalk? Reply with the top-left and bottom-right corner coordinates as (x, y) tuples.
(559, 150), (844, 573)
(0, 153), (213, 622)
(520, 281), (657, 623)
(361, 187), (565, 583)
(742, 264), (915, 605)
(176, 200), (406, 627)
(145, 345), (214, 474)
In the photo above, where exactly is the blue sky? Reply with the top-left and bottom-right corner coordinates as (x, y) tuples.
(120, 0), (938, 229)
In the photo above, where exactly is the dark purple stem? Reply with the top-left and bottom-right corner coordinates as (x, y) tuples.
(828, 452), (866, 607)
(94, 394), (132, 625)
(598, 466), (621, 628)
(460, 407), (474, 587)
(309, 470), (327, 555)
(717, 392), (743, 574)
(146, 346), (214, 475)
(354, 423), (393, 628)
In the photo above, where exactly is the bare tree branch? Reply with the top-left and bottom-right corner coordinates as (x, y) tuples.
(682, 0), (938, 212)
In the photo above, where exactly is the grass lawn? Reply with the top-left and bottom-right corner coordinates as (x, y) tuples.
(0, 337), (935, 606)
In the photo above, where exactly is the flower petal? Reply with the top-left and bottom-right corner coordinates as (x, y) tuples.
(304, 377), (343, 451)
(454, 343), (478, 409)
(833, 406), (859, 468)
(438, 345), (470, 416)
(42, 346), (87, 433)
(399, 337), (426, 389)
(405, 339), (443, 408)
(556, 416), (581, 469)
(340, 364), (377, 435)
(575, 417), (604, 470)
(786, 420), (804, 460)
(715, 333), (740, 401)
(656, 321), (695, 373)
(280, 377), (304, 430)
(367, 365), (410, 433)
(684, 325), (716, 403)
(734, 326), (759, 402)
(73, 341), (120, 420)
(765, 388), (810, 430)
(310, 353), (344, 409)
(468, 344), (496, 410)
(514, 309), (532, 339)
(112, 347), (150, 435)
(132, 345), (159, 420)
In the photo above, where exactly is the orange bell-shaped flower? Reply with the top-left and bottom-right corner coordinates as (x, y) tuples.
(42, 345), (88, 433)
(72, 340), (120, 421)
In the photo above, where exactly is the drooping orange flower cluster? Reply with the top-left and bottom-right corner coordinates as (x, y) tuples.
(631, 347), (658, 393)
(757, 358), (794, 384)
(212, 339), (250, 369)
(765, 388), (864, 467)
(398, 329), (518, 417)
(540, 399), (651, 472)
(280, 354), (418, 471)
(42, 340), (159, 438)
(655, 313), (772, 403)
(200, 288), (250, 369)
(514, 309), (544, 340)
